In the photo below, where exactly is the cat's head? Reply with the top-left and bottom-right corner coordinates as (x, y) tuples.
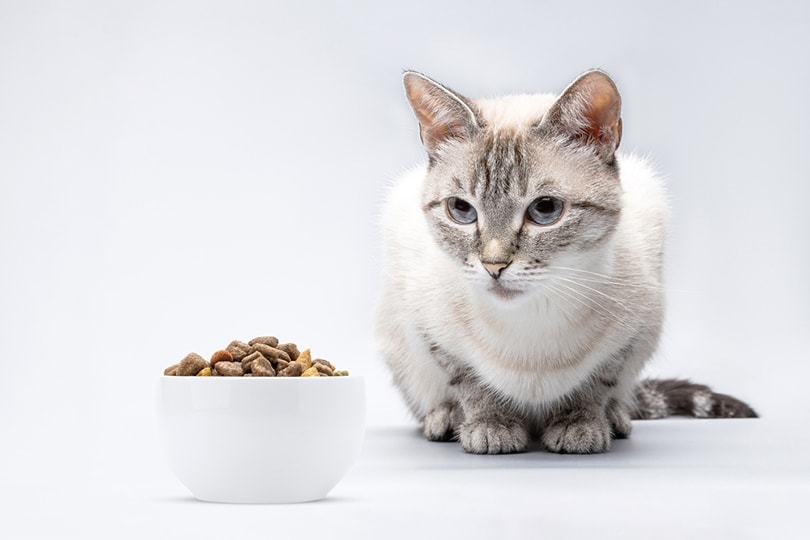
(404, 69), (624, 305)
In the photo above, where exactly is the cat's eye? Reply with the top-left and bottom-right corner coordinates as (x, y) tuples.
(526, 196), (564, 226)
(446, 197), (478, 225)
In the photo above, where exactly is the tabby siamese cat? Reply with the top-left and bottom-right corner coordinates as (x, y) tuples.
(375, 69), (757, 454)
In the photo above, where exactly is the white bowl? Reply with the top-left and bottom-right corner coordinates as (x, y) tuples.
(157, 375), (365, 503)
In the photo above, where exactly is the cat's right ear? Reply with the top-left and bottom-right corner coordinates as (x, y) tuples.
(403, 71), (480, 160)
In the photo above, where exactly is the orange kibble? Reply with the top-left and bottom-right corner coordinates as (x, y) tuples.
(210, 349), (233, 367)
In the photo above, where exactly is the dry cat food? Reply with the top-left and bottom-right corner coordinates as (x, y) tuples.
(163, 336), (349, 377)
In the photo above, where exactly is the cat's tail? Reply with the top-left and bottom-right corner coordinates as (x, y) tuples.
(630, 378), (758, 419)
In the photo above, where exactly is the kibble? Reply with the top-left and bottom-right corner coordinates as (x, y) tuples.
(241, 351), (263, 372)
(252, 343), (286, 361)
(301, 366), (320, 377)
(279, 361), (304, 377)
(210, 349), (233, 367)
(214, 361), (244, 377)
(249, 336), (279, 348)
(177, 353), (208, 376)
(251, 356), (275, 377)
(163, 335), (349, 378)
(314, 363), (333, 376)
(297, 349), (312, 370)
(276, 343), (300, 362)
(314, 358), (334, 370)
(226, 340), (252, 362)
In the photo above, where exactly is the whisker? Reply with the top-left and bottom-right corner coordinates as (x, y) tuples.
(553, 275), (636, 315)
(547, 265), (663, 291)
(546, 281), (638, 333)
(547, 266), (621, 279)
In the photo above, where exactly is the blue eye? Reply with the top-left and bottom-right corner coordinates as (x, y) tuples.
(526, 197), (564, 225)
(446, 197), (477, 224)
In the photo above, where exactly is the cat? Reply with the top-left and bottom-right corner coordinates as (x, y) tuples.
(374, 69), (757, 455)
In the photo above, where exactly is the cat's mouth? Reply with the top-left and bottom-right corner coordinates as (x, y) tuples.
(487, 281), (525, 301)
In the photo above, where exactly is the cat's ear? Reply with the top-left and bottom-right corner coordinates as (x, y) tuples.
(539, 70), (622, 161)
(403, 71), (480, 159)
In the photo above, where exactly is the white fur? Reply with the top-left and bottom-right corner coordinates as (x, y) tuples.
(376, 82), (669, 424)
(475, 94), (558, 133)
(377, 150), (668, 418)
(692, 391), (714, 418)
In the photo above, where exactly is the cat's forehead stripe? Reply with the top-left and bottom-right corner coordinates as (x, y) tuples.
(474, 134), (529, 201)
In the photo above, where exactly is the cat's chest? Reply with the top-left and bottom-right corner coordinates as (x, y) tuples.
(434, 297), (615, 404)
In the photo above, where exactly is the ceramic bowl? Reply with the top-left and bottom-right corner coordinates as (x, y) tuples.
(157, 375), (365, 503)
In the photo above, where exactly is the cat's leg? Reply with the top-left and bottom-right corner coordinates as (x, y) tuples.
(422, 400), (463, 442)
(418, 339), (528, 454)
(605, 326), (662, 439)
(605, 397), (633, 439)
(542, 333), (655, 453)
(454, 377), (529, 454)
(377, 314), (460, 441)
(542, 395), (613, 454)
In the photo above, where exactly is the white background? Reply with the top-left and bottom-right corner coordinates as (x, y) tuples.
(1, 1), (808, 538)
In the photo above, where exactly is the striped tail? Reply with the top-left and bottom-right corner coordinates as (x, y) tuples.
(631, 378), (758, 420)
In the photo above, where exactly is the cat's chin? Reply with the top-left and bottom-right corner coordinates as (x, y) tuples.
(485, 282), (529, 306)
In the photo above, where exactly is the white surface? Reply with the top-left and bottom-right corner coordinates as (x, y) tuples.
(2, 418), (807, 539)
(157, 376), (365, 503)
(1, 1), (808, 538)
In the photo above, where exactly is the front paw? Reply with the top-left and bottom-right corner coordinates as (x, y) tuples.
(606, 398), (633, 439)
(458, 417), (529, 454)
(423, 402), (461, 442)
(542, 413), (611, 454)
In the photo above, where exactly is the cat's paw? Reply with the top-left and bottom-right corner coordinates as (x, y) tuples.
(458, 417), (529, 454)
(423, 403), (461, 442)
(606, 398), (633, 439)
(542, 414), (611, 454)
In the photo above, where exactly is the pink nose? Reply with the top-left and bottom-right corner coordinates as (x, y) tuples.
(481, 261), (510, 279)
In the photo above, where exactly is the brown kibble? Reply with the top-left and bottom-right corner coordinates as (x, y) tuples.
(252, 343), (285, 361)
(164, 363), (179, 376)
(275, 358), (290, 371)
(301, 366), (320, 377)
(251, 356), (275, 377)
(334, 370), (349, 377)
(313, 358), (334, 371)
(279, 361), (304, 377)
(226, 340), (252, 362)
(314, 363), (333, 376)
(213, 361), (244, 377)
(276, 343), (300, 362)
(197, 367), (212, 376)
(177, 352), (208, 376)
(249, 336), (279, 348)
(210, 349), (233, 367)
(297, 349), (312, 370)
(241, 351), (263, 372)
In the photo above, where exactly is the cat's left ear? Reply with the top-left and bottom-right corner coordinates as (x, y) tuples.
(538, 70), (623, 162)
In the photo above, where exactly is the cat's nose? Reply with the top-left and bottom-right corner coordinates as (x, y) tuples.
(481, 261), (510, 279)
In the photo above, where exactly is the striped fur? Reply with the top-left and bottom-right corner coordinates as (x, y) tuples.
(632, 379), (758, 419)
